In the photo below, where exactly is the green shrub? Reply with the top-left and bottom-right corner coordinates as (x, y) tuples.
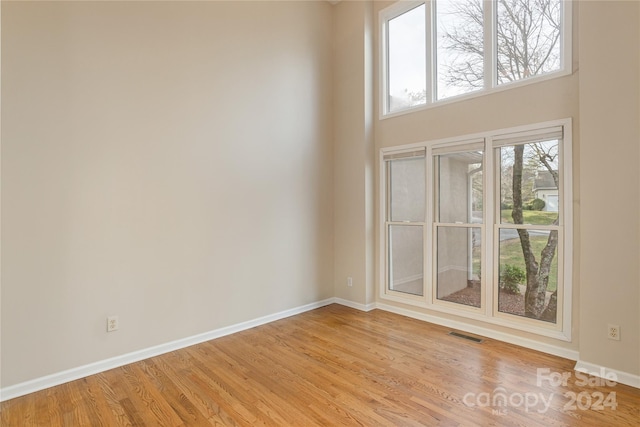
(500, 264), (525, 294)
(530, 198), (546, 211)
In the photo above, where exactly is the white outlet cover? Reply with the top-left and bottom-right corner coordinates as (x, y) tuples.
(107, 315), (119, 332)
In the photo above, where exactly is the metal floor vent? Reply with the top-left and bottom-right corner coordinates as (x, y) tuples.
(448, 331), (483, 343)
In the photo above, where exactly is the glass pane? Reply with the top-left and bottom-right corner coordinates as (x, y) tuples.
(496, 0), (562, 85)
(498, 228), (558, 323)
(388, 4), (427, 112)
(499, 140), (559, 225)
(437, 150), (483, 223)
(389, 157), (425, 222)
(436, 226), (481, 307)
(436, 0), (484, 99)
(389, 225), (424, 296)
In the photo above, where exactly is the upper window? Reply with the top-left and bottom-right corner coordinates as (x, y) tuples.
(388, 4), (427, 111)
(380, 0), (571, 115)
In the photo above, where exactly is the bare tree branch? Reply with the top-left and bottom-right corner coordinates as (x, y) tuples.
(441, 0), (561, 87)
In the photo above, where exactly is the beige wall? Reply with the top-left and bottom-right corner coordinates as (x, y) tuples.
(578, 0), (640, 376)
(1, 1), (334, 387)
(333, 0), (375, 306)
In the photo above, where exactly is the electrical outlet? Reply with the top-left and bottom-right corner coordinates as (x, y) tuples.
(347, 277), (353, 287)
(607, 324), (620, 341)
(107, 315), (119, 332)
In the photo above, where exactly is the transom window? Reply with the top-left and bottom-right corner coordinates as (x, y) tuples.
(380, 0), (572, 116)
(380, 120), (572, 340)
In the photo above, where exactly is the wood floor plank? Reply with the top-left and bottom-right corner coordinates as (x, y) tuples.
(78, 375), (121, 426)
(120, 363), (185, 426)
(39, 389), (65, 427)
(103, 364), (171, 426)
(208, 343), (325, 426)
(1, 304), (639, 426)
(182, 346), (267, 426)
(151, 353), (239, 426)
(90, 372), (134, 427)
(208, 339), (334, 426)
(137, 358), (206, 425)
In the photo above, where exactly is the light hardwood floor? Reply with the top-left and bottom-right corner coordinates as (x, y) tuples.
(1, 304), (639, 426)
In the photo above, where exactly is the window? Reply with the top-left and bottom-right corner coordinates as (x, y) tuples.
(380, 120), (572, 340)
(380, 0), (571, 115)
(434, 143), (484, 309)
(388, 4), (427, 111)
(384, 150), (426, 296)
(494, 130), (563, 324)
(435, 0), (485, 99)
(496, 0), (562, 85)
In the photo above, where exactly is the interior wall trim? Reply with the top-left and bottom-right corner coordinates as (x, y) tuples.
(0, 298), (336, 402)
(574, 360), (640, 389)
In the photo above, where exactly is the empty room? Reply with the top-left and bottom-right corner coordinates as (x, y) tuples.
(1, 0), (639, 425)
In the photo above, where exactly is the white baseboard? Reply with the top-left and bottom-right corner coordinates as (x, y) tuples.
(4, 298), (637, 402)
(0, 298), (335, 402)
(373, 301), (580, 361)
(574, 360), (640, 389)
(335, 300), (640, 391)
(333, 297), (376, 312)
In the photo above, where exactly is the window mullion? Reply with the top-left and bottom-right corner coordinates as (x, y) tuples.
(484, 0), (495, 89)
(426, 0), (435, 103)
(384, 19), (391, 113)
(482, 137), (500, 317)
(561, 0), (573, 74)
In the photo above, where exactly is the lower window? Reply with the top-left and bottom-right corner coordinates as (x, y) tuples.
(380, 120), (572, 340)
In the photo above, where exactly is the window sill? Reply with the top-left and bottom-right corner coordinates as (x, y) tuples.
(379, 292), (572, 342)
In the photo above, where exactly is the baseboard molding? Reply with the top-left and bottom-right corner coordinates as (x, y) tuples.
(0, 298), (335, 402)
(374, 302), (580, 361)
(333, 297), (376, 312)
(574, 360), (640, 389)
(4, 298), (636, 402)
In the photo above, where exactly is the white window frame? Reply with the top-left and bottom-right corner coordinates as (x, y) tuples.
(379, 0), (573, 118)
(379, 119), (573, 341)
(382, 147), (428, 303)
(431, 139), (486, 315)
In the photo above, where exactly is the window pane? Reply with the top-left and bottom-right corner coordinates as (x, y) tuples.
(496, 0), (562, 84)
(388, 4), (426, 112)
(389, 157), (425, 222)
(437, 150), (483, 223)
(498, 228), (558, 323)
(436, 226), (481, 307)
(499, 140), (559, 225)
(436, 0), (484, 99)
(389, 225), (424, 296)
